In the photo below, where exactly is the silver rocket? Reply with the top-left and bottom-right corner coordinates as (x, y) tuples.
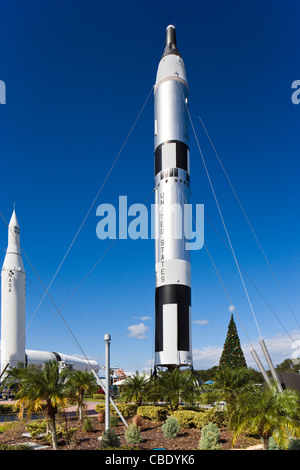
(154, 26), (193, 370)
(1, 210), (26, 375)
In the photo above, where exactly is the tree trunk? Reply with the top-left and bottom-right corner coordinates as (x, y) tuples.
(262, 437), (269, 450)
(49, 413), (58, 450)
(78, 391), (84, 420)
(46, 416), (50, 435)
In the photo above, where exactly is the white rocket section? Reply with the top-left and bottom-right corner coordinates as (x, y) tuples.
(25, 350), (99, 373)
(0, 209), (99, 377)
(155, 168), (191, 289)
(1, 210), (26, 374)
(162, 304), (178, 365)
(154, 54), (189, 148)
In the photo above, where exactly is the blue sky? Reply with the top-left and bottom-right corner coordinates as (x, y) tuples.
(1, 0), (299, 373)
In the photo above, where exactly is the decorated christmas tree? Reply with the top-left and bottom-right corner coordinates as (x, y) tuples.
(219, 313), (247, 369)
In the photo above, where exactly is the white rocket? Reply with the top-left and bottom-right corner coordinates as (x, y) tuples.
(1, 209), (99, 376)
(1, 210), (26, 375)
(154, 26), (193, 370)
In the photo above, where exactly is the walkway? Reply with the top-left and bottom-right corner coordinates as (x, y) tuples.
(0, 399), (100, 419)
(63, 401), (99, 417)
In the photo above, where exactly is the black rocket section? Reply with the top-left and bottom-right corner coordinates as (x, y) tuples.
(155, 285), (191, 352)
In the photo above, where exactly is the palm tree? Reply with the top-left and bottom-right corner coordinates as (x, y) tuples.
(119, 371), (149, 406)
(150, 368), (200, 411)
(230, 385), (300, 450)
(5, 360), (70, 450)
(65, 369), (97, 420)
(215, 367), (255, 413)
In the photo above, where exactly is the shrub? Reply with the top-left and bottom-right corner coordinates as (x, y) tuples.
(0, 422), (19, 434)
(26, 419), (79, 441)
(162, 417), (181, 438)
(93, 393), (106, 400)
(95, 403), (111, 414)
(26, 420), (47, 438)
(83, 417), (94, 432)
(63, 427), (79, 444)
(201, 408), (228, 428)
(110, 415), (119, 427)
(0, 403), (18, 414)
(268, 437), (280, 450)
(137, 406), (168, 422)
(198, 422), (221, 450)
(40, 424), (77, 445)
(288, 438), (300, 450)
(99, 429), (120, 448)
(124, 423), (143, 444)
(171, 410), (205, 429)
(116, 404), (138, 418)
(268, 436), (300, 450)
(171, 408), (227, 430)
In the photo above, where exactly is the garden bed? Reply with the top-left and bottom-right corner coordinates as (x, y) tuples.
(0, 416), (261, 450)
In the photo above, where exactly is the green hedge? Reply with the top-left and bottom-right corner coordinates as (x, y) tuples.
(136, 406), (168, 422)
(171, 408), (227, 429)
(170, 410), (205, 429)
(93, 393), (106, 400)
(95, 403), (137, 418)
(0, 403), (18, 414)
(94, 402), (228, 429)
(0, 402), (48, 415)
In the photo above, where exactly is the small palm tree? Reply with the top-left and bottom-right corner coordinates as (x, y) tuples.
(150, 368), (200, 411)
(230, 385), (300, 449)
(66, 369), (97, 420)
(119, 371), (149, 406)
(5, 360), (70, 450)
(215, 367), (255, 412)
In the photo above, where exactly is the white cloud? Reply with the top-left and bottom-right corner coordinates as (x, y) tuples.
(192, 345), (223, 369)
(127, 322), (149, 340)
(245, 331), (300, 368)
(193, 319), (209, 325)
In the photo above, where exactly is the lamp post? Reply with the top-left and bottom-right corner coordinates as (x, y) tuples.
(104, 334), (111, 430)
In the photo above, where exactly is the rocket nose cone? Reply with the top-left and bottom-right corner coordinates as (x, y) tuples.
(9, 209), (19, 228)
(162, 25), (180, 57)
(3, 208), (24, 269)
(9, 210), (20, 233)
(7, 209), (21, 251)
